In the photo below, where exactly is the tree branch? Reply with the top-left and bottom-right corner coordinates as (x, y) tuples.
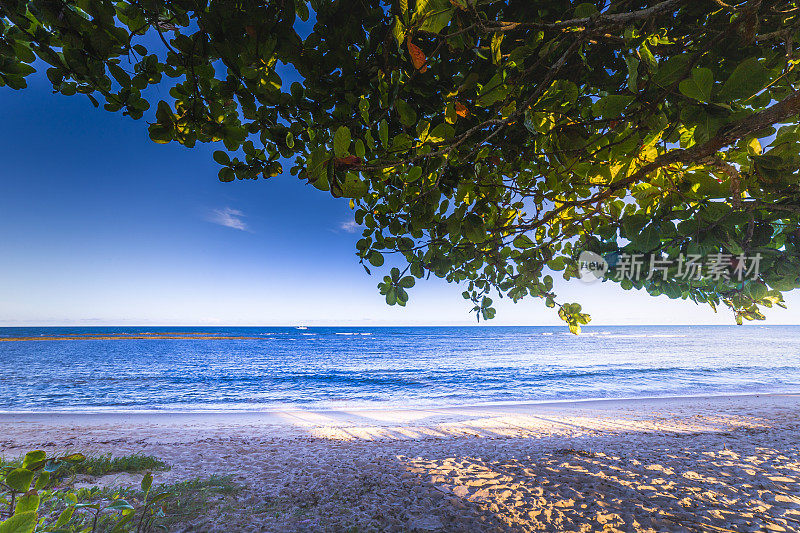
(486, 0), (684, 32)
(524, 88), (800, 230)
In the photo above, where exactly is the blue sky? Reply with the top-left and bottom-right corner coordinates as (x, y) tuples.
(1, 72), (799, 326)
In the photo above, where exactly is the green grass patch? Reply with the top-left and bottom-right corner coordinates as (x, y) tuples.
(54, 453), (170, 479)
(18, 474), (241, 532)
(155, 475), (241, 528)
(57, 474), (241, 530)
(2, 451), (239, 531)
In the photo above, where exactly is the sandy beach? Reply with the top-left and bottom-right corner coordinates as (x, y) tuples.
(2, 394), (800, 531)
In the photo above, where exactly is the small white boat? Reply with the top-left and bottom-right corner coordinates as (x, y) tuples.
(295, 326), (308, 330)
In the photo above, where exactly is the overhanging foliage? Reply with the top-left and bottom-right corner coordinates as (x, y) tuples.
(3, 0), (800, 331)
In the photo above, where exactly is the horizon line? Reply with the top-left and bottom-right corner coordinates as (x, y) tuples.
(2, 323), (799, 328)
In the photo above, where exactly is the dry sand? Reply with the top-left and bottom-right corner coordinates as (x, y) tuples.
(2, 394), (800, 532)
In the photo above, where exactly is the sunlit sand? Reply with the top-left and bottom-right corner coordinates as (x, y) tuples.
(2, 394), (799, 531)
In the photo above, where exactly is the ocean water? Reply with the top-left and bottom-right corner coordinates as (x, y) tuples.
(0, 326), (798, 412)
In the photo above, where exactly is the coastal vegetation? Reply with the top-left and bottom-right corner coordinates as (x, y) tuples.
(53, 454), (169, 480)
(2, 0), (800, 330)
(0, 450), (238, 532)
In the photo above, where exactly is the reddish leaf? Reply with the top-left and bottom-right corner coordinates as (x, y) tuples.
(454, 101), (469, 117)
(333, 155), (362, 168)
(245, 25), (256, 38)
(407, 40), (427, 73)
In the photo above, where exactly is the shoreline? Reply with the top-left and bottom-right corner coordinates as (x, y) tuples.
(0, 391), (796, 417)
(1, 393), (796, 441)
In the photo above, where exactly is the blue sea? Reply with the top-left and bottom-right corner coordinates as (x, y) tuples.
(0, 326), (799, 412)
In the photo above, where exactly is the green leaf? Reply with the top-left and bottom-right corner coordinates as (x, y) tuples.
(307, 148), (330, 191)
(399, 276), (416, 288)
(385, 288), (397, 305)
(34, 472), (49, 491)
(462, 213), (486, 243)
(106, 500), (135, 511)
(74, 503), (103, 510)
(15, 492), (39, 514)
(513, 235), (535, 248)
(652, 54), (691, 87)
(395, 100), (417, 127)
(148, 124), (172, 144)
(677, 219), (699, 236)
(631, 224), (660, 251)
(5, 469), (33, 493)
(592, 95), (633, 119)
(407, 166), (423, 182)
(141, 471), (153, 495)
(717, 57), (771, 102)
(747, 281), (768, 301)
(626, 56), (639, 93)
(678, 67), (713, 102)
(392, 16), (406, 48)
(333, 126), (351, 157)
(110, 513), (135, 533)
(21, 451), (45, 470)
(491, 32), (503, 65)
(427, 123), (450, 143)
(368, 251), (384, 267)
(379, 120), (389, 148)
(342, 172), (368, 198)
(622, 213), (647, 237)
(53, 506), (74, 529)
(147, 492), (172, 505)
(476, 72), (507, 107)
(414, 0), (454, 34)
(396, 286), (409, 304)
(639, 43), (657, 71)
(745, 137), (762, 155)
(358, 97), (369, 122)
(218, 167), (235, 183)
(212, 151), (230, 165)
(574, 2), (598, 17)
(0, 511), (37, 533)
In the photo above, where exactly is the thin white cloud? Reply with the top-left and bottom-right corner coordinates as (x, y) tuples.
(339, 220), (361, 233)
(207, 207), (250, 232)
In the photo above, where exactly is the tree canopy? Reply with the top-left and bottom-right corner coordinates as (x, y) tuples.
(3, 0), (800, 331)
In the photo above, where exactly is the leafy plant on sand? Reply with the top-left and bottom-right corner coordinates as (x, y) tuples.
(53, 454), (169, 480)
(0, 450), (214, 533)
(1, 450), (86, 531)
(3, 0), (800, 330)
